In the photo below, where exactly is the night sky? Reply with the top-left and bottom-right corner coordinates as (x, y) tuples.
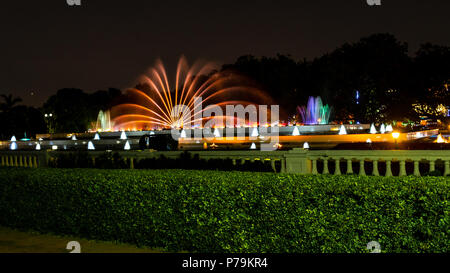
(1, 0), (449, 107)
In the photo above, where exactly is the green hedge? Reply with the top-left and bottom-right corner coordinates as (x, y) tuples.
(0, 168), (448, 253)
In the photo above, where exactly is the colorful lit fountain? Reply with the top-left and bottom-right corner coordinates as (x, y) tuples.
(94, 110), (113, 132)
(297, 96), (332, 125)
(111, 56), (273, 130)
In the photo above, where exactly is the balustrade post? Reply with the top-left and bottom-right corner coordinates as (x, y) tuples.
(385, 160), (392, 177)
(323, 158), (329, 174)
(270, 159), (276, 173)
(280, 159), (286, 173)
(130, 157), (134, 169)
(372, 160), (379, 176)
(346, 159), (353, 174)
(334, 158), (341, 175)
(23, 155), (28, 167)
(1, 156), (4, 167)
(399, 160), (407, 176)
(14, 155), (18, 167)
(33, 156), (38, 168)
(359, 159), (366, 176)
(429, 159), (435, 172)
(311, 158), (318, 174)
(444, 160), (450, 176)
(413, 160), (421, 176)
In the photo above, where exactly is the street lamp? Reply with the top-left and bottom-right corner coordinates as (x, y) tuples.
(44, 113), (55, 133)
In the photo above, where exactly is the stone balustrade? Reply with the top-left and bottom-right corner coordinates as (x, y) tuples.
(293, 149), (450, 176)
(1, 149), (450, 176)
(0, 151), (44, 168)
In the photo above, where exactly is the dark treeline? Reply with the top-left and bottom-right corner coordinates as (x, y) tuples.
(0, 88), (123, 139)
(1, 33), (449, 138)
(222, 33), (450, 124)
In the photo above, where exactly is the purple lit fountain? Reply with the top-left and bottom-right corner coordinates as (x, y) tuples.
(297, 96), (332, 125)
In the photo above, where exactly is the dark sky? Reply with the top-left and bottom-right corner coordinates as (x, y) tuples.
(1, 0), (449, 107)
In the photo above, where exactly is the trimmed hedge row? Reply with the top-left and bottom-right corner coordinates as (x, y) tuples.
(0, 168), (448, 253)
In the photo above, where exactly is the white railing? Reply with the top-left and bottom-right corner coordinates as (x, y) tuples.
(1, 149), (450, 176)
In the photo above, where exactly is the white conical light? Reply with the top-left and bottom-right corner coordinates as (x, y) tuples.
(292, 126), (300, 136)
(380, 124), (386, 134)
(94, 133), (100, 140)
(124, 140), (131, 150)
(87, 141), (95, 150)
(120, 131), (127, 140)
(250, 143), (256, 149)
(35, 143), (41, 150)
(251, 127), (259, 137)
(386, 124), (393, 132)
(303, 142), (310, 149)
(10, 135), (16, 142)
(338, 125), (347, 135)
(10, 142), (17, 150)
(180, 129), (186, 138)
(71, 135), (77, 140)
(150, 131), (155, 135)
(366, 138), (372, 143)
(370, 123), (377, 134)
(213, 128), (221, 138)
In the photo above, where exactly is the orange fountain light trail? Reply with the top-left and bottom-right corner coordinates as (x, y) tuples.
(112, 56), (273, 130)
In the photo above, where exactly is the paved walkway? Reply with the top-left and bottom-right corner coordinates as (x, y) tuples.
(0, 226), (163, 253)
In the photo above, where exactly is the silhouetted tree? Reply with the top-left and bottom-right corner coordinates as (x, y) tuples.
(0, 94), (45, 139)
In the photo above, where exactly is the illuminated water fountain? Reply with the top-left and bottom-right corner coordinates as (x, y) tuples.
(95, 110), (113, 131)
(297, 97), (332, 125)
(111, 56), (273, 130)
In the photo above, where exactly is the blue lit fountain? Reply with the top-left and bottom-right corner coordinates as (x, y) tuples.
(297, 96), (332, 125)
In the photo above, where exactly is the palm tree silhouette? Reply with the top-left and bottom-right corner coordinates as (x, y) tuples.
(0, 94), (22, 112)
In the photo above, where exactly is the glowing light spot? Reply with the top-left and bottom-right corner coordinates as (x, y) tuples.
(251, 127), (259, 137)
(250, 143), (256, 149)
(292, 126), (300, 136)
(10, 142), (17, 150)
(35, 143), (41, 150)
(380, 124), (386, 134)
(124, 141), (131, 150)
(370, 123), (377, 134)
(87, 141), (95, 150)
(214, 128), (221, 138)
(120, 131), (127, 140)
(303, 142), (310, 149)
(180, 129), (187, 138)
(436, 134), (447, 143)
(338, 125), (347, 135)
